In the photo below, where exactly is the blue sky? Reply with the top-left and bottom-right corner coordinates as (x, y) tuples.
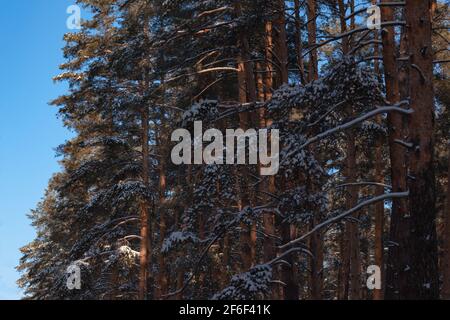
(0, 0), (78, 299)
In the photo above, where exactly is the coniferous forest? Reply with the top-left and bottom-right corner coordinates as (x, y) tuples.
(16, 0), (449, 301)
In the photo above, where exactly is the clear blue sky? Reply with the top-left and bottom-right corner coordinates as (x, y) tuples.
(0, 0), (79, 299)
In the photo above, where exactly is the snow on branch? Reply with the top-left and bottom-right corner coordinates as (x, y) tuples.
(162, 204), (272, 299)
(394, 139), (414, 149)
(345, 2), (406, 22)
(303, 22), (406, 58)
(212, 264), (273, 300)
(290, 101), (412, 153)
(276, 191), (410, 255)
(161, 231), (200, 254)
(332, 182), (393, 190)
(196, 6), (232, 19)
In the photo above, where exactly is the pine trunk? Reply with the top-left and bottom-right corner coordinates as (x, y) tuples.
(235, 1), (256, 271)
(275, 0), (289, 84)
(307, 0), (318, 81)
(443, 147), (450, 299)
(346, 131), (361, 300)
(262, 22), (279, 299)
(381, 1), (410, 300)
(293, 0), (305, 84)
(310, 215), (324, 300)
(374, 116), (385, 300)
(404, 0), (439, 299)
(138, 107), (151, 300)
(281, 221), (299, 300)
(373, 12), (384, 299)
(156, 152), (168, 298)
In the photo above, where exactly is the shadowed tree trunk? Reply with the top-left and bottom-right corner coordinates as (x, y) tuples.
(305, 0), (323, 300)
(275, 1), (299, 299)
(294, 0), (306, 84)
(381, 1), (410, 300)
(443, 145), (450, 299)
(234, 1), (257, 272)
(373, 7), (384, 298)
(262, 21), (280, 299)
(139, 106), (151, 300)
(336, 0), (350, 300)
(156, 143), (168, 298)
(374, 123), (385, 300)
(275, 0), (289, 84)
(310, 214), (324, 300)
(307, 0), (318, 81)
(346, 130), (361, 300)
(336, 0), (361, 300)
(403, 0), (439, 300)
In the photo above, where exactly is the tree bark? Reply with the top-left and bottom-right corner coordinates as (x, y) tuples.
(294, 0), (306, 84)
(265, 21), (274, 98)
(443, 145), (450, 299)
(310, 215), (324, 300)
(234, 1), (257, 271)
(381, 1), (410, 300)
(373, 11), (384, 299)
(404, 0), (439, 299)
(337, 0), (350, 300)
(307, 0), (318, 81)
(346, 131), (361, 300)
(337, 0), (361, 300)
(374, 120), (385, 300)
(338, 224), (350, 300)
(262, 22), (280, 299)
(337, 0), (349, 53)
(138, 107), (151, 300)
(281, 221), (299, 300)
(274, 0), (289, 84)
(156, 147), (168, 298)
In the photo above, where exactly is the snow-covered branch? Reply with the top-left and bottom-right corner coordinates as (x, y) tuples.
(332, 182), (392, 190)
(274, 191), (410, 260)
(303, 22), (406, 58)
(283, 101), (412, 162)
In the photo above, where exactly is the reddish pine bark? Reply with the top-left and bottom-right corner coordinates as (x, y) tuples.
(381, 1), (410, 300)
(139, 107), (151, 300)
(294, 0), (306, 84)
(274, 0), (289, 84)
(156, 154), (168, 298)
(404, 0), (439, 299)
(307, 0), (318, 81)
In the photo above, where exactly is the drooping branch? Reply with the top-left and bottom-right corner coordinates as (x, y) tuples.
(274, 191), (410, 257)
(303, 21), (406, 58)
(345, 2), (406, 22)
(332, 182), (393, 190)
(162, 204), (273, 299)
(282, 101), (412, 162)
